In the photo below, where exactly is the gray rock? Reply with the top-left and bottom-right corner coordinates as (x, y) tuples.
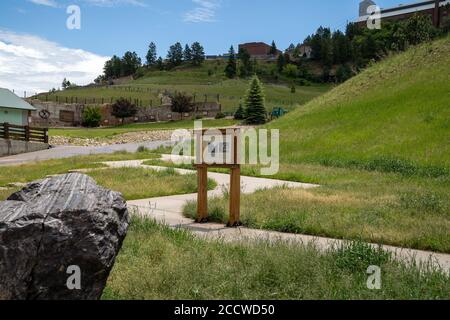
(0, 173), (130, 300)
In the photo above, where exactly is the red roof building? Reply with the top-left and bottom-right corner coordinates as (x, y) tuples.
(238, 42), (282, 60)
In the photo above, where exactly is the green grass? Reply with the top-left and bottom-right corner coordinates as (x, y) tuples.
(102, 217), (450, 300)
(0, 150), (162, 189)
(36, 61), (331, 114)
(270, 36), (450, 170)
(50, 119), (238, 139)
(87, 167), (216, 200)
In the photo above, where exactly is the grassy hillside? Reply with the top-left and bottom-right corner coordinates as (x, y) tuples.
(36, 60), (331, 114)
(182, 37), (450, 253)
(271, 35), (450, 172)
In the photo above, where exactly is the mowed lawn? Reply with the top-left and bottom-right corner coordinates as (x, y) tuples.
(103, 218), (450, 300)
(49, 119), (238, 139)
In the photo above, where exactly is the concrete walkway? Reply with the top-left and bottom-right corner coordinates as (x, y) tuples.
(100, 159), (450, 273)
(0, 140), (172, 166)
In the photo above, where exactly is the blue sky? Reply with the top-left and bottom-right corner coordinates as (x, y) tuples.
(0, 0), (407, 93)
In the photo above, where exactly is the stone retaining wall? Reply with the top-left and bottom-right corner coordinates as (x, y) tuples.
(28, 100), (222, 127)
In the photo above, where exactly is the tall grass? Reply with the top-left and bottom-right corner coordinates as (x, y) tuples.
(103, 217), (450, 300)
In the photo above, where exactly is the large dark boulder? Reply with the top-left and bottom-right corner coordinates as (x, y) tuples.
(0, 173), (129, 300)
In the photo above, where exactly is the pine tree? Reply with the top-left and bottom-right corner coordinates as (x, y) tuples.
(225, 45), (237, 78)
(244, 76), (267, 125)
(167, 42), (183, 67)
(269, 40), (278, 55)
(277, 53), (286, 73)
(146, 42), (157, 66)
(238, 48), (252, 78)
(191, 42), (205, 66)
(183, 44), (192, 62)
(234, 103), (245, 120)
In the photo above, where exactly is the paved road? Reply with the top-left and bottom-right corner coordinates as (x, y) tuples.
(0, 140), (172, 166)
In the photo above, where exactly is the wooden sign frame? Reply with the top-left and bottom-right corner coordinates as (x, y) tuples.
(194, 128), (241, 227)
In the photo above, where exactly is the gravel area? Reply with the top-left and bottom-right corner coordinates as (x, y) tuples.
(50, 130), (175, 146)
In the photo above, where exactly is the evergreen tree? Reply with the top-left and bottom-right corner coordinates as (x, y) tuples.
(269, 40), (278, 55)
(156, 57), (164, 70)
(191, 42), (205, 65)
(146, 42), (157, 66)
(234, 103), (245, 120)
(244, 76), (267, 125)
(183, 44), (192, 62)
(225, 45), (237, 78)
(121, 51), (142, 76)
(103, 55), (122, 79)
(238, 48), (252, 78)
(277, 53), (286, 72)
(167, 42), (183, 67)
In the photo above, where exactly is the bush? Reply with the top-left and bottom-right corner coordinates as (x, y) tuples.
(336, 64), (353, 83)
(81, 106), (102, 128)
(170, 92), (194, 120)
(234, 104), (246, 120)
(112, 98), (138, 123)
(282, 64), (298, 78)
(215, 112), (226, 119)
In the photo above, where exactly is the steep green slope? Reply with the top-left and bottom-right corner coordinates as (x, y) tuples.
(272, 36), (450, 174)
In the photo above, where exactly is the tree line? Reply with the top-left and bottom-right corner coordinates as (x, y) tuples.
(96, 41), (205, 83)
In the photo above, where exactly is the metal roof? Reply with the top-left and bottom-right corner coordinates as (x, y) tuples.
(0, 88), (35, 111)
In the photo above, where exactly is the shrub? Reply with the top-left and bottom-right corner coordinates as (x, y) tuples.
(170, 92), (194, 120)
(283, 64), (298, 78)
(81, 106), (102, 128)
(234, 104), (246, 120)
(215, 112), (226, 119)
(111, 98), (137, 123)
(336, 64), (353, 83)
(137, 145), (148, 153)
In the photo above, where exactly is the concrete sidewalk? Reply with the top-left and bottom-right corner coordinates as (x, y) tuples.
(100, 160), (450, 273)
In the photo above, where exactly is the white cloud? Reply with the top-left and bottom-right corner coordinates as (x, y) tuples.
(0, 30), (109, 94)
(81, 0), (147, 7)
(28, 0), (147, 8)
(28, 0), (58, 7)
(184, 0), (220, 23)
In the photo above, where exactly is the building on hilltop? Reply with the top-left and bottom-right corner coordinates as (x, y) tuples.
(357, 0), (450, 28)
(238, 42), (282, 60)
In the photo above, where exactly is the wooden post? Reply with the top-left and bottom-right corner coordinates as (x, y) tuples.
(228, 167), (241, 227)
(44, 128), (49, 144)
(197, 165), (208, 223)
(25, 126), (30, 142)
(4, 123), (9, 140)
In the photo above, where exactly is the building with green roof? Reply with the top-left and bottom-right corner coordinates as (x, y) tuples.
(0, 88), (36, 126)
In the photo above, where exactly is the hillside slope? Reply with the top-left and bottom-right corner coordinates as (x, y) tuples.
(37, 60), (330, 114)
(271, 35), (450, 174)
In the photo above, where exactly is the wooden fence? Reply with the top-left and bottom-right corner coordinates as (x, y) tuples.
(0, 123), (49, 144)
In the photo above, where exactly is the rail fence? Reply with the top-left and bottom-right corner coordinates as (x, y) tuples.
(0, 123), (49, 144)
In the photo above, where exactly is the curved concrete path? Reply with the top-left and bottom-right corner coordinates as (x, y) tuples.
(0, 140), (172, 166)
(99, 159), (450, 273)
